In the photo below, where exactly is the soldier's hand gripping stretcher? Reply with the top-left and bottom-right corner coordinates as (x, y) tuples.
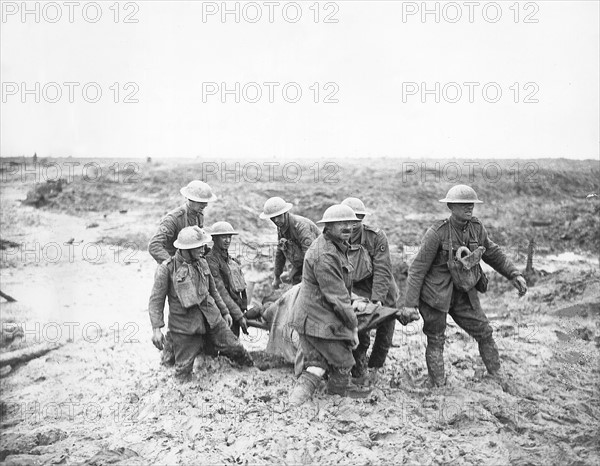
(351, 296), (420, 330)
(396, 307), (421, 325)
(351, 299), (369, 313)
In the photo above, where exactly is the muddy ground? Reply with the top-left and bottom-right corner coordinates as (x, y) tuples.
(0, 157), (599, 465)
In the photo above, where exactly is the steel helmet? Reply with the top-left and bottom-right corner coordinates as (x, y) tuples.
(317, 204), (359, 224)
(341, 197), (368, 215)
(439, 185), (483, 204)
(180, 180), (217, 203)
(209, 221), (239, 236)
(259, 197), (293, 219)
(173, 226), (212, 249)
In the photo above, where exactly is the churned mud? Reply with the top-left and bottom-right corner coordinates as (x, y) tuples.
(1, 158), (598, 465)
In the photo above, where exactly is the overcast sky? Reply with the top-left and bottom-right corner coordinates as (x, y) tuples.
(1, 0), (598, 160)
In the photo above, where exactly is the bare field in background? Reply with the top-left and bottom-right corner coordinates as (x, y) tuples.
(0, 156), (598, 465)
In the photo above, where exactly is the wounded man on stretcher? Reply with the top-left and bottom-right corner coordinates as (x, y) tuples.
(244, 284), (420, 368)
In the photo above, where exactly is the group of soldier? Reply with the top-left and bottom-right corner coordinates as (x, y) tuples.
(147, 180), (528, 406)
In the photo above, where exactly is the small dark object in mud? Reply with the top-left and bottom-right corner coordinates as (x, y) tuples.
(119, 209), (128, 214)
(573, 327), (594, 341)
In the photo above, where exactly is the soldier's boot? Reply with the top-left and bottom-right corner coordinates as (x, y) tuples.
(478, 338), (501, 375)
(328, 367), (372, 398)
(161, 331), (175, 367)
(289, 371), (322, 406)
(222, 346), (254, 367)
(233, 349), (255, 367)
(478, 337), (516, 393)
(425, 338), (446, 387)
(367, 367), (380, 386)
(351, 348), (369, 386)
(174, 370), (193, 383)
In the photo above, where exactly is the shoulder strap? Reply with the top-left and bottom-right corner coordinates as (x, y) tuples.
(446, 219), (472, 255)
(447, 218), (453, 254)
(361, 227), (368, 247)
(168, 257), (178, 288)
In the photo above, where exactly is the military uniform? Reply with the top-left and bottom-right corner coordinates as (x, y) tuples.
(148, 251), (252, 377)
(405, 216), (519, 384)
(148, 203), (205, 364)
(274, 214), (320, 285)
(348, 223), (399, 378)
(206, 244), (247, 336)
(148, 204), (204, 264)
(291, 232), (358, 371)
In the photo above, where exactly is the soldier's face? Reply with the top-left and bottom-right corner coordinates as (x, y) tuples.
(352, 214), (365, 231)
(449, 203), (474, 222)
(213, 235), (232, 250)
(271, 213), (288, 228)
(188, 200), (208, 213)
(189, 245), (207, 259)
(328, 221), (355, 242)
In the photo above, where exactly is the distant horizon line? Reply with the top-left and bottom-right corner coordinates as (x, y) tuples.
(1, 155), (598, 162)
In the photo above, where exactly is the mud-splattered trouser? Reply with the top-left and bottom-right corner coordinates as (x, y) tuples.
(170, 318), (253, 378)
(419, 290), (500, 384)
(298, 334), (355, 372)
(297, 333), (359, 392)
(352, 319), (396, 378)
(161, 331), (175, 366)
(351, 281), (400, 378)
